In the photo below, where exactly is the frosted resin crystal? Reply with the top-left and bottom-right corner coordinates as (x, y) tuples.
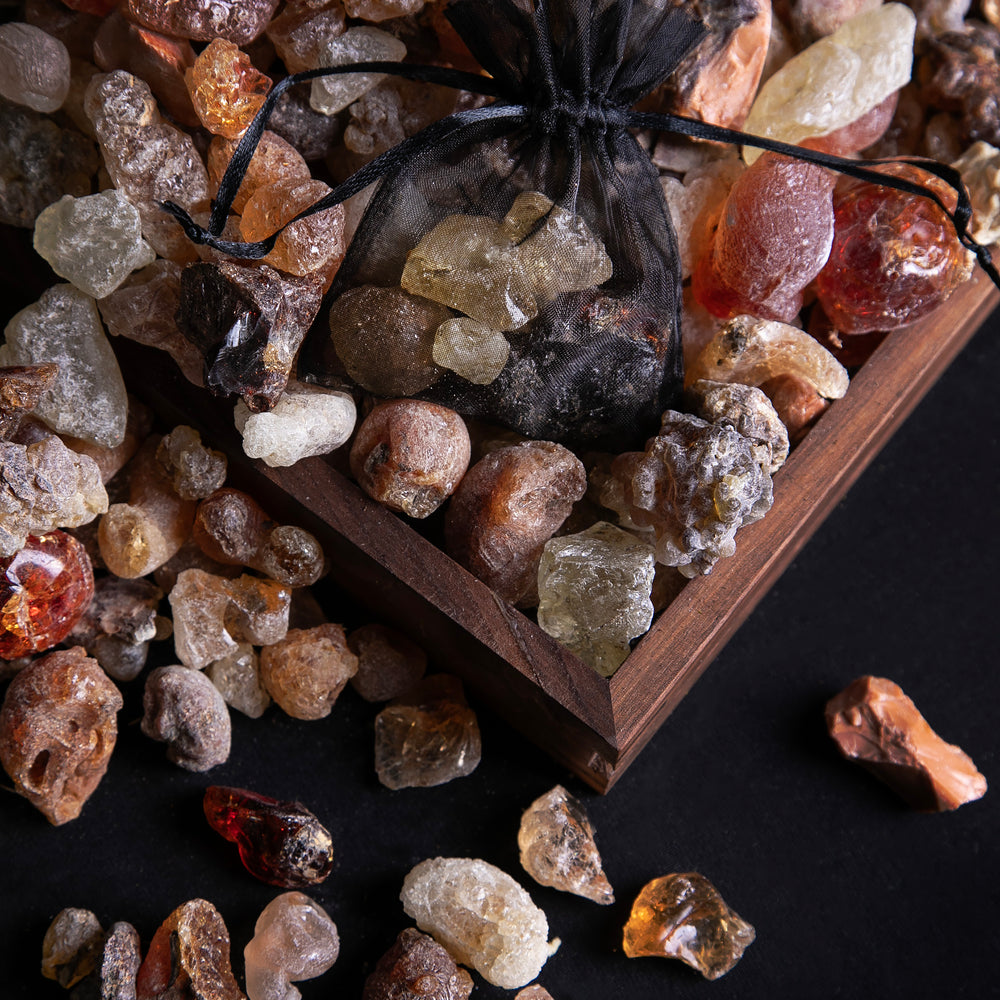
(0, 435), (107, 557)
(235, 383), (356, 467)
(687, 315), (850, 400)
(41, 908), (104, 988)
(622, 872), (755, 980)
(207, 643), (271, 718)
(350, 401), (471, 519)
(123, 0), (280, 46)
(186, 38), (272, 139)
(267, 1), (346, 74)
(207, 131), (310, 214)
(362, 927), (473, 1000)
(244, 892), (339, 1000)
(401, 857), (553, 989)
(33, 190), (156, 298)
(259, 624), (357, 720)
(742, 4), (916, 164)
(309, 27), (406, 116)
(952, 141), (1000, 245)
(374, 675), (481, 789)
(0, 647), (121, 825)
(141, 665), (232, 771)
(433, 317), (510, 384)
(0, 22), (70, 113)
(156, 425), (227, 501)
(0, 284), (128, 447)
(537, 522), (655, 676)
(348, 623), (427, 702)
(518, 784), (615, 904)
(328, 286), (450, 396)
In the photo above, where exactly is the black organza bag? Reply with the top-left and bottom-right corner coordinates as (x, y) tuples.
(166, 0), (999, 452)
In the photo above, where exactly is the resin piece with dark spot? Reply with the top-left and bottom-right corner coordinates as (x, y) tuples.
(362, 927), (473, 1000)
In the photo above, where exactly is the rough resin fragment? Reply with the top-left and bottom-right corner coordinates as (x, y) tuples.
(362, 927), (473, 1000)
(186, 37), (272, 139)
(401, 857), (554, 990)
(825, 675), (988, 810)
(952, 141), (1000, 246)
(41, 907), (104, 988)
(78, 920), (142, 1000)
(157, 425), (228, 501)
(518, 784), (614, 904)
(348, 623), (427, 702)
(204, 786), (335, 888)
(433, 317), (510, 385)
(309, 27), (407, 116)
(622, 872), (755, 980)
(0, 22), (71, 112)
(123, 0), (280, 46)
(0, 362), (58, 439)
(515, 987), (555, 1000)
(266, 1), (346, 74)
(207, 643), (271, 718)
(374, 675), (481, 790)
(0, 646), (121, 825)
(207, 130), (311, 214)
(244, 892), (340, 1000)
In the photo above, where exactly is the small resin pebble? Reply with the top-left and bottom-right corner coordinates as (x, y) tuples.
(186, 37), (271, 139)
(537, 522), (656, 676)
(204, 786), (335, 888)
(362, 927), (473, 1000)
(0, 531), (95, 658)
(348, 623), (427, 702)
(1, 283), (128, 448)
(41, 908), (104, 988)
(156, 425), (228, 501)
(135, 898), (245, 1000)
(623, 872), (755, 979)
(33, 190), (155, 298)
(0, 646), (121, 824)
(141, 665), (232, 771)
(374, 675), (481, 790)
(0, 22), (71, 113)
(825, 675), (988, 810)
(244, 893), (339, 1000)
(0, 362), (58, 438)
(207, 643), (271, 718)
(518, 784), (614, 904)
(401, 857), (554, 990)
(433, 317), (510, 384)
(759, 373), (830, 444)
(75, 920), (142, 1000)
(350, 401), (471, 519)
(259, 624), (357, 720)
(952, 141), (1000, 246)
(309, 27), (407, 116)
(123, 0), (279, 46)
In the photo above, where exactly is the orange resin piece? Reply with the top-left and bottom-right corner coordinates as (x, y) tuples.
(207, 130), (310, 214)
(185, 38), (272, 139)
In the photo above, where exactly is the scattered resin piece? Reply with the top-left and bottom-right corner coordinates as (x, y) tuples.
(686, 379), (789, 474)
(374, 675), (481, 790)
(0, 435), (107, 557)
(266, 1), (346, 74)
(433, 317), (510, 384)
(344, 0), (424, 19)
(401, 857), (553, 989)
(759, 373), (830, 444)
(82, 920), (142, 1000)
(0, 363), (58, 438)
(186, 38), (272, 139)
(259, 624), (357, 720)
(244, 892), (340, 1000)
(825, 675), (988, 810)
(518, 785), (614, 905)
(156, 425), (228, 501)
(362, 927), (473, 1000)
(952, 141), (1000, 245)
(234, 382), (356, 468)
(33, 190), (156, 298)
(204, 786), (335, 888)
(815, 163), (975, 334)
(350, 401), (471, 519)
(0, 22), (71, 112)
(0, 531), (95, 658)
(0, 284), (128, 448)
(141, 665), (232, 771)
(687, 315), (849, 400)
(309, 27), (407, 116)
(444, 441), (586, 606)
(41, 908), (104, 988)
(135, 899), (245, 1000)
(207, 131), (311, 214)
(742, 4), (916, 164)
(268, 86), (342, 162)
(537, 522), (655, 676)
(605, 413), (773, 578)
(515, 987), (555, 1000)
(622, 872), (755, 980)
(123, 0), (279, 46)
(207, 643), (271, 718)
(328, 285), (449, 396)
(348, 623), (427, 702)
(0, 646), (121, 824)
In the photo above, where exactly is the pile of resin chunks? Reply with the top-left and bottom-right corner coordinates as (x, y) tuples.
(1, 0), (999, 688)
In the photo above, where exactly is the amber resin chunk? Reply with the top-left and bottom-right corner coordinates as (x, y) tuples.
(207, 130), (310, 214)
(362, 927), (473, 1000)
(825, 675), (988, 810)
(0, 646), (121, 824)
(204, 785), (335, 888)
(518, 785), (614, 904)
(41, 908), (105, 988)
(622, 872), (755, 980)
(186, 38), (271, 139)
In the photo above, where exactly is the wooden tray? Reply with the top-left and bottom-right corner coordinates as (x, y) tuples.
(124, 261), (999, 793)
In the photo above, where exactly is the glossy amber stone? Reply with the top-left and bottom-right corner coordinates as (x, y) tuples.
(185, 37), (272, 139)
(203, 785), (334, 888)
(0, 531), (94, 659)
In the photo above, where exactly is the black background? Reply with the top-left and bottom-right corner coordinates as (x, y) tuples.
(1, 260), (999, 997)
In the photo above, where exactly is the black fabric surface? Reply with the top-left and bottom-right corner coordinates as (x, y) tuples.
(2, 300), (999, 997)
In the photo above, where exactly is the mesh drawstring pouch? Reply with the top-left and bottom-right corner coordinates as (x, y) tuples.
(166, 0), (1000, 452)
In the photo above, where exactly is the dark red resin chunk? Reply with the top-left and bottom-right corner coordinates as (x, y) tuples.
(203, 785), (334, 888)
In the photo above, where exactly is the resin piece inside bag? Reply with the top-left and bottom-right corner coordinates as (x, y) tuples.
(41, 908), (104, 989)
(362, 927), (473, 1000)
(204, 786), (335, 887)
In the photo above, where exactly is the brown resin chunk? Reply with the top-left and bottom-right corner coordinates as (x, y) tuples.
(88, 921), (142, 1000)
(0, 647), (121, 824)
(156, 425), (228, 501)
(825, 675), (988, 810)
(348, 623), (427, 702)
(0, 363), (58, 438)
(362, 927), (474, 1000)
(41, 907), (105, 988)
(123, 0), (279, 46)
(622, 872), (755, 980)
